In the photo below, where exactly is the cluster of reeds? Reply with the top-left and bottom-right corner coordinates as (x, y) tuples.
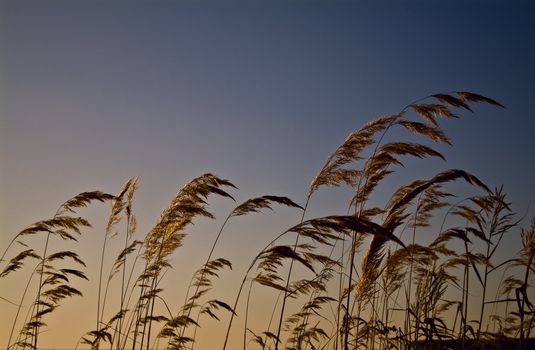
(1, 92), (533, 350)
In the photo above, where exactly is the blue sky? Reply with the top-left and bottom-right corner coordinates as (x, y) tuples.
(2, 0), (534, 215)
(1, 0), (534, 348)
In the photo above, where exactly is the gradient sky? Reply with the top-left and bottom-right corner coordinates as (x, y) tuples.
(1, 1), (535, 349)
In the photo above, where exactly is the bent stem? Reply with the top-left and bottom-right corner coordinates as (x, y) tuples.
(222, 225), (296, 350)
(273, 198), (310, 350)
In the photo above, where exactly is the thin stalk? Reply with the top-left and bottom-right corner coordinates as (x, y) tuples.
(404, 228), (417, 346)
(262, 290), (283, 350)
(32, 231), (51, 349)
(409, 195), (424, 346)
(120, 245), (145, 350)
(273, 198), (310, 350)
(6, 264), (38, 350)
(116, 215), (131, 350)
(146, 275), (162, 350)
(461, 240), (470, 349)
(178, 214), (232, 341)
(370, 288), (377, 350)
(143, 211), (178, 350)
(477, 231), (491, 339)
(243, 279), (254, 350)
(274, 233), (300, 350)
(222, 272), (251, 350)
(343, 231), (357, 350)
(222, 225), (298, 350)
(118, 262), (141, 350)
(140, 279), (153, 350)
(334, 239), (345, 350)
(143, 270), (161, 350)
(380, 282), (388, 350)
(294, 239), (342, 350)
(96, 231), (109, 349)
(131, 263), (151, 350)
(520, 249), (534, 349)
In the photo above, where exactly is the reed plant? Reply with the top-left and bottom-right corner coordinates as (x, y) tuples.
(1, 92), (533, 350)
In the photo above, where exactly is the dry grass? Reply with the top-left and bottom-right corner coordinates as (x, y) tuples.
(1, 92), (533, 350)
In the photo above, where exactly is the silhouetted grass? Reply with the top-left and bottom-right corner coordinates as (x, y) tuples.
(1, 92), (533, 350)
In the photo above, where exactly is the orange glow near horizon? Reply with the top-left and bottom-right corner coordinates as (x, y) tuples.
(2, 1), (535, 349)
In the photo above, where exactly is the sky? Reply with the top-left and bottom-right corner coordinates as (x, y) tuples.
(1, 0), (535, 349)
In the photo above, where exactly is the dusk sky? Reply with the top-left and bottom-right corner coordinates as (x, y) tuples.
(1, 1), (534, 349)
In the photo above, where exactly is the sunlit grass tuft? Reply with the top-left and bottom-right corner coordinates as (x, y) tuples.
(1, 92), (533, 350)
